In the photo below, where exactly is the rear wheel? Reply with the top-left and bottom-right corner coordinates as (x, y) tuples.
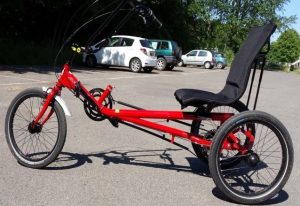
(130, 58), (142, 73)
(157, 57), (167, 71)
(191, 101), (248, 163)
(209, 111), (294, 204)
(5, 88), (67, 168)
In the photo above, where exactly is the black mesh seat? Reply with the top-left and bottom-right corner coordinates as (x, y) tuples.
(175, 23), (276, 108)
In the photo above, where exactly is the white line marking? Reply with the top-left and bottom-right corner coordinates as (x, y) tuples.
(0, 81), (51, 86)
(1, 69), (223, 86)
(0, 74), (44, 82)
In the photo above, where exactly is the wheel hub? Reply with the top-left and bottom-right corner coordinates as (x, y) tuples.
(247, 152), (260, 167)
(28, 122), (42, 134)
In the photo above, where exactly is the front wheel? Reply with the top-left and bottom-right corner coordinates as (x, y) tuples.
(130, 58), (142, 73)
(5, 88), (67, 168)
(216, 62), (225, 69)
(209, 111), (294, 204)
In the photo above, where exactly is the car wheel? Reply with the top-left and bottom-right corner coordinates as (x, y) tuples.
(204, 61), (212, 69)
(86, 55), (97, 67)
(216, 62), (224, 69)
(181, 61), (186, 67)
(143, 67), (153, 73)
(130, 58), (142, 73)
(166, 65), (175, 70)
(157, 57), (167, 71)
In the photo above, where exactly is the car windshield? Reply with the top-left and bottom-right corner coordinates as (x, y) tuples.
(214, 53), (224, 58)
(140, 40), (152, 48)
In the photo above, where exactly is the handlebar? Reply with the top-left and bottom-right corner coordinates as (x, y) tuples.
(70, 1), (163, 55)
(135, 4), (162, 27)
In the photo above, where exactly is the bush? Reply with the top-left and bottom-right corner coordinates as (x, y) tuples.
(0, 39), (55, 65)
(0, 39), (82, 66)
(223, 48), (234, 66)
(266, 62), (290, 72)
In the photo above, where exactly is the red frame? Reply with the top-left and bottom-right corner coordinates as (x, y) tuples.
(33, 63), (248, 151)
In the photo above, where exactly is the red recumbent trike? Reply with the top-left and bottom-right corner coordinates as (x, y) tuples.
(4, 0), (294, 205)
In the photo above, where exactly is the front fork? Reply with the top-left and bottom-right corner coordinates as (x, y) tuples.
(31, 85), (61, 128)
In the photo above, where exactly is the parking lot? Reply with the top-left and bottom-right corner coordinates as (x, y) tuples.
(0, 66), (300, 206)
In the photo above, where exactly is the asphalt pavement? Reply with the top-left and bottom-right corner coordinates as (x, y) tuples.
(0, 66), (299, 206)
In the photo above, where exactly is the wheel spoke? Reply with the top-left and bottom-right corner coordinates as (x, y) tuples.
(210, 112), (291, 202)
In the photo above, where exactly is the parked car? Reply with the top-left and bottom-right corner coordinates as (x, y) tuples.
(149, 39), (182, 71)
(212, 52), (227, 69)
(181, 50), (215, 69)
(82, 35), (157, 73)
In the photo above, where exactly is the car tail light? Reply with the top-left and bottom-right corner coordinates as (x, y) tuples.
(212, 57), (216, 63)
(140, 48), (147, 55)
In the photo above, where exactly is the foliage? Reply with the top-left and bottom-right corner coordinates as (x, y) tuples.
(0, 0), (297, 65)
(269, 29), (300, 63)
(187, 0), (296, 53)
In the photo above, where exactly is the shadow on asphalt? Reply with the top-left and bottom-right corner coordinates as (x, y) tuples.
(45, 149), (210, 177)
(212, 187), (289, 205)
(0, 65), (184, 74)
(45, 149), (289, 204)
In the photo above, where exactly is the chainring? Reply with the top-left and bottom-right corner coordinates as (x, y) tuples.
(83, 88), (113, 121)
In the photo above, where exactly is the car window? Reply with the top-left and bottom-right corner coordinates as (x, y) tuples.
(198, 51), (207, 57)
(108, 37), (121, 47)
(140, 40), (152, 48)
(187, 50), (198, 56)
(171, 41), (178, 49)
(214, 53), (224, 58)
(150, 41), (159, 49)
(159, 41), (169, 50)
(120, 38), (134, 47)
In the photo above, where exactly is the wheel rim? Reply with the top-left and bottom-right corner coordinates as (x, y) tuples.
(217, 63), (223, 69)
(9, 96), (60, 162)
(205, 62), (210, 69)
(216, 120), (287, 197)
(157, 59), (165, 70)
(131, 59), (141, 72)
(193, 105), (246, 163)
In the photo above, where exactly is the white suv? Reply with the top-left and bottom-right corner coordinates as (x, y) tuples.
(181, 50), (215, 69)
(83, 35), (157, 73)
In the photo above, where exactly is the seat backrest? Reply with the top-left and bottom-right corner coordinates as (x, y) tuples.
(219, 23), (276, 103)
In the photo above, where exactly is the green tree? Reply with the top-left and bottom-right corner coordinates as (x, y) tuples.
(269, 29), (300, 63)
(187, 0), (296, 53)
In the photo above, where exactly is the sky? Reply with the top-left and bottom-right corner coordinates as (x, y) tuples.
(272, 0), (300, 41)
